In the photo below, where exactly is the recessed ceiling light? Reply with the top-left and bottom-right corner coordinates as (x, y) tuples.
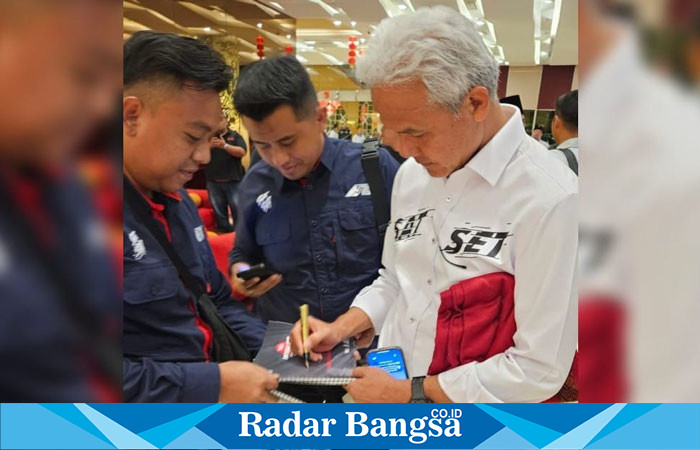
(360, 37), (366, 44)
(204, 27), (211, 32)
(333, 20), (342, 26)
(350, 21), (357, 27)
(398, 4), (407, 10)
(286, 34), (292, 39)
(257, 22), (263, 28)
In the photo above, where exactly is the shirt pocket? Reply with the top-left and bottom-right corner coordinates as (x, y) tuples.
(124, 262), (179, 304)
(254, 216), (294, 274)
(336, 207), (382, 275)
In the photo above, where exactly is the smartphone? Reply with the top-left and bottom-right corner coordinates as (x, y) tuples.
(367, 347), (408, 380)
(236, 263), (276, 281)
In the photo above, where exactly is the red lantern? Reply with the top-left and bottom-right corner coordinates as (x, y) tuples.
(285, 45), (293, 54)
(348, 57), (356, 65)
(323, 91), (330, 99)
(348, 50), (356, 57)
(256, 35), (265, 59)
(349, 43), (357, 50)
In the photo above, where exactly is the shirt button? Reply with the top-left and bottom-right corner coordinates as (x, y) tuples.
(150, 286), (159, 295)
(409, 317), (415, 323)
(427, 279), (433, 286)
(316, 254), (322, 262)
(431, 238), (436, 244)
(322, 288), (328, 294)
(311, 220), (318, 227)
(306, 184), (313, 190)
(446, 196), (452, 202)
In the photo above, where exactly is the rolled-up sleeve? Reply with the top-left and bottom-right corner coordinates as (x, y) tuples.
(437, 193), (578, 402)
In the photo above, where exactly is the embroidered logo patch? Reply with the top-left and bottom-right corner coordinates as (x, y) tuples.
(256, 191), (272, 213)
(128, 230), (146, 260)
(345, 183), (371, 197)
(194, 225), (205, 242)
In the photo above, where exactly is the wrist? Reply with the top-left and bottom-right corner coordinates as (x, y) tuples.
(394, 379), (412, 403)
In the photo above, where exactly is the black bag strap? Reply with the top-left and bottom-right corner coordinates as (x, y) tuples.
(360, 139), (390, 235)
(124, 180), (207, 298)
(123, 179), (250, 362)
(557, 147), (579, 175)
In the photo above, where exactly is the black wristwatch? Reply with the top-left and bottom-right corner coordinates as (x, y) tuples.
(410, 376), (431, 403)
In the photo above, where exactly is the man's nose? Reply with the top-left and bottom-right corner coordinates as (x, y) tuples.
(396, 134), (419, 159)
(270, 148), (292, 167)
(192, 141), (211, 166)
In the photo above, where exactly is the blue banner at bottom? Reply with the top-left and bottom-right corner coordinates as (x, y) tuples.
(1, 403), (699, 449)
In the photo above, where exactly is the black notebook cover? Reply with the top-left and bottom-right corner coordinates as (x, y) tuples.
(254, 321), (356, 385)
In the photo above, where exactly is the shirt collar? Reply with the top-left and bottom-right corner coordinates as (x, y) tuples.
(274, 135), (336, 190)
(465, 103), (526, 186)
(557, 137), (578, 149)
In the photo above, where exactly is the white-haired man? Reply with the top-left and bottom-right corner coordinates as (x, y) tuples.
(290, 6), (577, 403)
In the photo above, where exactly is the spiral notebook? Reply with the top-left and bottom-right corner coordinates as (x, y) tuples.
(254, 321), (356, 386)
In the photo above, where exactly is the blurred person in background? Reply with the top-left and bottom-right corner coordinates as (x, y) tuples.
(123, 31), (277, 402)
(327, 123), (340, 139)
(352, 127), (367, 144)
(579, 0), (700, 402)
(0, 0), (122, 401)
(206, 115), (247, 232)
(290, 6), (577, 403)
(551, 90), (579, 175)
(531, 125), (549, 148)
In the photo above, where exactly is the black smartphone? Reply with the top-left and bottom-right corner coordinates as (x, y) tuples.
(367, 347), (409, 379)
(236, 263), (276, 281)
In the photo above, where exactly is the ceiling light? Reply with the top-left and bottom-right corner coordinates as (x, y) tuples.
(286, 34), (292, 39)
(270, 1), (284, 9)
(257, 22), (263, 28)
(333, 20), (342, 26)
(203, 27), (211, 32)
(398, 4), (407, 10)
(360, 37), (366, 44)
(350, 21), (357, 27)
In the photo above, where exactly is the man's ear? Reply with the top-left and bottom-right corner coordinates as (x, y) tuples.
(123, 96), (144, 137)
(314, 105), (327, 131)
(461, 86), (491, 122)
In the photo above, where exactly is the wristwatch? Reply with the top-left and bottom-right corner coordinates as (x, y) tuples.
(410, 376), (431, 403)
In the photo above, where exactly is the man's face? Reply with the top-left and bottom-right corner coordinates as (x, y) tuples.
(532, 128), (543, 140)
(243, 105), (325, 180)
(123, 86), (223, 194)
(0, 0), (122, 165)
(372, 80), (486, 178)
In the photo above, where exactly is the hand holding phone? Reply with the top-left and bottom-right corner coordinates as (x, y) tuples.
(231, 262), (282, 298)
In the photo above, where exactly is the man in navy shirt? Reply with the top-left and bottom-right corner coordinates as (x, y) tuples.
(230, 56), (399, 324)
(123, 31), (278, 402)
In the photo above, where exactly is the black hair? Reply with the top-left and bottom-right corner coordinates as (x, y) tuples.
(124, 31), (232, 92)
(233, 56), (317, 122)
(555, 90), (578, 130)
(534, 125), (544, 131)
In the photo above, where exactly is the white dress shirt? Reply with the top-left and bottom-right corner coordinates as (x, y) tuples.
(552, 137), (579, 166)
(327, 130), (339, 139)
(352, 104), (578, 402)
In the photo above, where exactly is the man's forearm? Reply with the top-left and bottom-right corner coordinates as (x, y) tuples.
(333, 307), (374, 340)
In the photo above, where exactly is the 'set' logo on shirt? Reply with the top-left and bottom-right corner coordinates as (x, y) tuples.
(256, 191), (272, 213)
(128, 230), (146, 260)
(442, 228), (510, 259)
(394, 209), (433, 242)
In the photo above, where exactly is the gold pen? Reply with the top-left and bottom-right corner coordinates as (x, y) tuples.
(300, 304), (310, 368)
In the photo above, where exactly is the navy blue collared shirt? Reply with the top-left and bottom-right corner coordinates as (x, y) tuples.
(230, 137), (399, 322)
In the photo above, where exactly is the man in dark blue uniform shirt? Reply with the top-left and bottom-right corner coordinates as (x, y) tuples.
(123, 31), (277, 402)
(230, 56), (399, 324)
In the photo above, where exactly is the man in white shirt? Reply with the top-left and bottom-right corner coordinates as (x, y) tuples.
(351, 128), (366, 144)
(327, 124), (339, 139)
(290, 6), (577, 403)
(551, 90), (578, 174)
(532, 126), (550, 148)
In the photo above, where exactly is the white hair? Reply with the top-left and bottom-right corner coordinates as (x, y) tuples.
(355, 5), (499, 114)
